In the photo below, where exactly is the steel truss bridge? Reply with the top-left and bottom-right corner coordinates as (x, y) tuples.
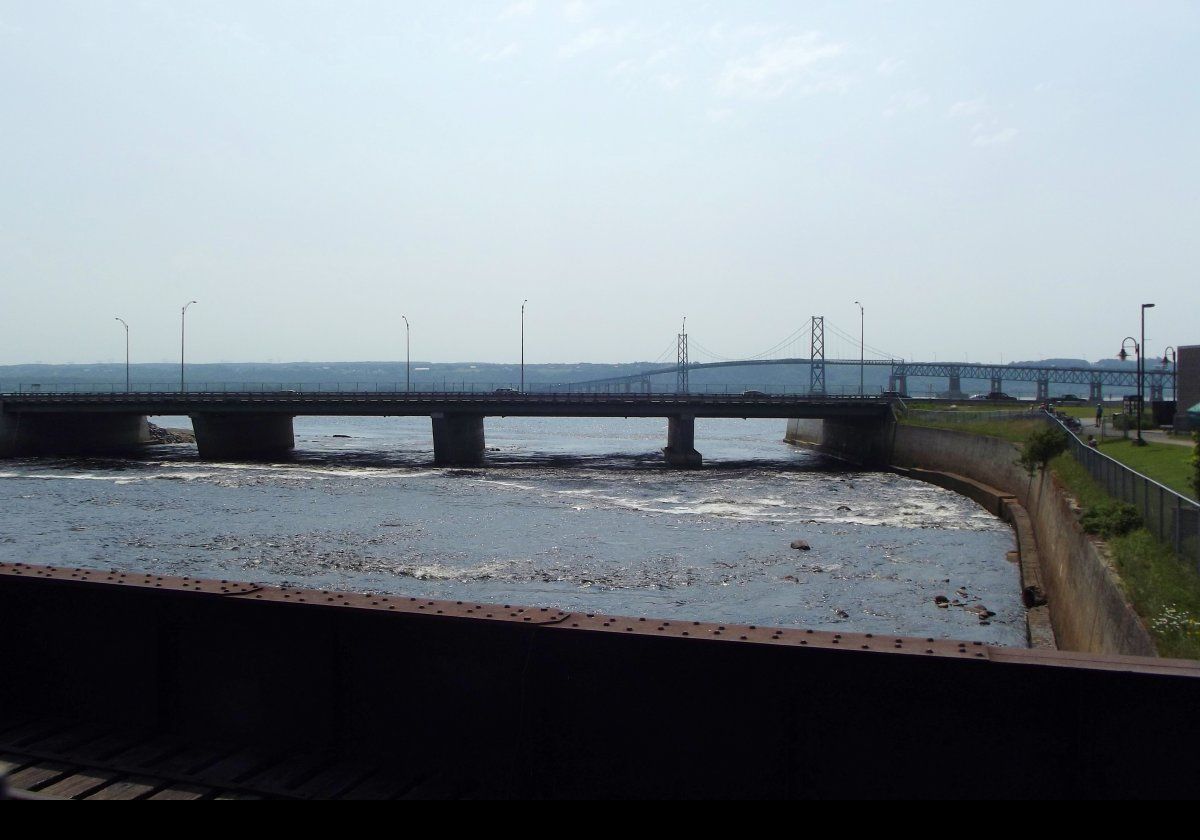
(562, 357), (1173, 401)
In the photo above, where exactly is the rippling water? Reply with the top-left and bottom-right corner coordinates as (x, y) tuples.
(0, 416), (1023, 645)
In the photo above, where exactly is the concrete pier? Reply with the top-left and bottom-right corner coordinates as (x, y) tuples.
(663, 414), (702, 468)
(191, 413), (295, 460)
(432, 412), (485, 466)
(0, 409), (150, 456)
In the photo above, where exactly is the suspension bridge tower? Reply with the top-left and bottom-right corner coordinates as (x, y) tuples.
(809, 316), (826, 395)
(677, 319), (689, 394)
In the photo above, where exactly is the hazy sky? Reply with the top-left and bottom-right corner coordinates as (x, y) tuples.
(1, 1), (1197, 367)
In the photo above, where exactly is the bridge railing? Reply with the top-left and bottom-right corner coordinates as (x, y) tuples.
(3, 382), (894, 397)
(1054, 417), (1200, 570)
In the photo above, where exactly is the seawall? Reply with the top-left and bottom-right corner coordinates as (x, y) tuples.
(786, 418), (1156, 657)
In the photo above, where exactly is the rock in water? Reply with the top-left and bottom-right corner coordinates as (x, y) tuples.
(790, 539), (811, 551)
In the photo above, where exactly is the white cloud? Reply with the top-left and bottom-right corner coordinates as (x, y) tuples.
(876, 57), (905, 76)
(655, 72), (684, 92)
(480, 42), (521, 62)
(972, 126), (1018, 147)
(562, 0), (590, 23)
(949, 98), (1018, 147)
(715, 32), (846, 100)
(883, 89), (930, 118)
(558, 26), (628, 59)
(949, 98), (987, 118)
(499, 1), (537, 20)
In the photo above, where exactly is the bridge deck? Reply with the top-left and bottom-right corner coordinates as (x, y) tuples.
(0, 391), (893, 419)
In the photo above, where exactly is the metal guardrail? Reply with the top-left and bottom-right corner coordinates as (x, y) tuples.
(1, 383), (893, 399)
(0, 381), (897, 398)
(1055, 418), (1200, 569)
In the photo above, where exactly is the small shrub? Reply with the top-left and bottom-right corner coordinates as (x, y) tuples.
(1017, 426), (1069, 476)
(1081, 501), (1142, 539)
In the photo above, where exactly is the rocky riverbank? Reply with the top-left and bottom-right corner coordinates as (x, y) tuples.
(147, 422), (195, 444)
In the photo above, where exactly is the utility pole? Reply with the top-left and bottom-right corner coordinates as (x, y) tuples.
(854, 301), (864, 395)
(180, 300), (197, 393)
(520, 299), (527, 392)
(402, 315), (410, 392)
(115, 317), (130, 392)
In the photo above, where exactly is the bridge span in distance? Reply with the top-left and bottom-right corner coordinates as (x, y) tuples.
(0, 391), (894, 468)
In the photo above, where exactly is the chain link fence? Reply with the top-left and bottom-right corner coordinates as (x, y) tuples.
(1057, 418), (1200, 570)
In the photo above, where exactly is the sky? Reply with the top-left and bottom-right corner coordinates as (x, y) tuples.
(1, 1), (1197, 367)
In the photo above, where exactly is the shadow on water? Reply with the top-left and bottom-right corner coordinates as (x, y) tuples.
(10, 446), (855, 476)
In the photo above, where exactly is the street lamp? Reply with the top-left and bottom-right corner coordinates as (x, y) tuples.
(1119, 335), (1142, 445)
(520, 299), (528, 393)
(114, 317), (130, 392)
(402, 314), (410, 392)
(853, 300), (864, 396)
(1162, 346), (1177, 402)
(181, 300), (197, 393)
(1140, 303), (1155, 444)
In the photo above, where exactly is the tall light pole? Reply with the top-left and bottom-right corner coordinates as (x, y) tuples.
(114, 317), (130, 392)
(402, 314), (411, 392)
(853, 300), (864, 396)
(1119, 336), (1142, 445)
(520, 299), (528, 393)
(180, 300), (197, 393)
(1140, 303), (1155, 445)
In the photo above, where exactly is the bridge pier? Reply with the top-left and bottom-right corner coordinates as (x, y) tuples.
(888, 374), (908, 396)
(0, 410), (150, 457)
(663, 414), (702, 468)
(1089, 381), (1103, 402)
(192, 413), (295, 460)
(990, 376), (1002, 394)
(432, 412), (485, 466)
(1036, 379), (1049, 402)
(947, 371), (963, 398)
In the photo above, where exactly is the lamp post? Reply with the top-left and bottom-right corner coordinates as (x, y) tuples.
(520, 299), (527, 393)
(114, 317), (130, 392)
(402, 314), (410, 392)
(1140, 303), (1155, 444)
(1162, 346), (1177, 402)
(853, 300), (864, 396)
(180, 300), (197, 393)
(1119, 336), (1142, 445)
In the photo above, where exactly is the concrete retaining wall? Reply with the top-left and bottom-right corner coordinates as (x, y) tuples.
(787, 419), (1155, 656)
(889, 425), (1155, 656)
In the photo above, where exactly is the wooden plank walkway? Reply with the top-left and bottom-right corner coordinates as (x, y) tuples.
(0, 717), (475, 800)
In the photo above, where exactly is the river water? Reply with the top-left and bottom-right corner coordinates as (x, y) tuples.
(0, 416), (1024, 645)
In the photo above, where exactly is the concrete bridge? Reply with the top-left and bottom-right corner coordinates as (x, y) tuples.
(0, 391), (894, 468)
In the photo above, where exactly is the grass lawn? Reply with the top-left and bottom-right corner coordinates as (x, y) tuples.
(1095, 438), (1197, 500)
(899, 415), (1044, 443)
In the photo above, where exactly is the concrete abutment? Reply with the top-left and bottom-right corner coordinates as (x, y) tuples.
(191, 413), (295, 461)
(663, 414), (702, 468)
(432, 412), (485, 466)
(0, 409), (151, 456)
